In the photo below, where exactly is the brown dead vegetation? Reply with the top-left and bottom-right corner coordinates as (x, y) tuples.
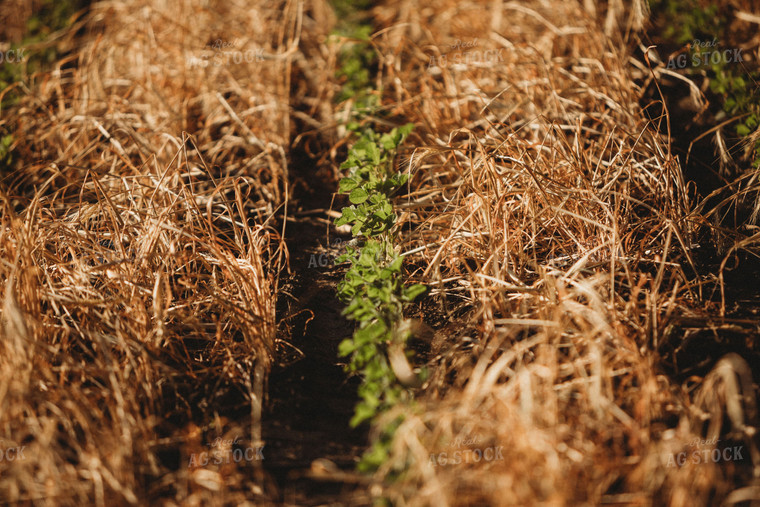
(356, 0), (760, 505)
(1, 0), (760, 505)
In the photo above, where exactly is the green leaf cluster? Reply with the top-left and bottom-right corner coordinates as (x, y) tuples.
(0, 135), (13, 172)
(648, 0), (722, 45)
(333, 24), (377, 107)
(709, 61), (760, 166)
(335, 124), (414, 237)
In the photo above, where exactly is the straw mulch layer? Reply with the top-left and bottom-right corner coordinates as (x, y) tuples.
(0, 0), (331, 503)
(356, 1), (760, 505)
(2, 0), (760, 504)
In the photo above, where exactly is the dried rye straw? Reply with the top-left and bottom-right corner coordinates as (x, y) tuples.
(0, 0), (328, 503)
(344, 0), (760, 505)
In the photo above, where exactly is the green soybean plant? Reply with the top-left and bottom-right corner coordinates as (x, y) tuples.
(334, 123), (426, 470)
(336, 125), (413, 239)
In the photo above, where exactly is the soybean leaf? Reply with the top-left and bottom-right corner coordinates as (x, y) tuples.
(338, 339), (356, 357)
(339, 177), (359, 192)
(349, 187), (369, 204)
(403, 284), (428, 302)
(355, 320), (387, 345)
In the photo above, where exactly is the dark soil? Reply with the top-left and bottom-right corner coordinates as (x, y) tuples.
(257, 126), (372, 504)
(262, 213), (369, 505)
(636, 26), (760, 404)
